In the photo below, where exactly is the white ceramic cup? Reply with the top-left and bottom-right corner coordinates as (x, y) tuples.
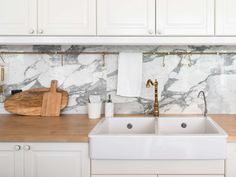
(88, 102), (102, 119)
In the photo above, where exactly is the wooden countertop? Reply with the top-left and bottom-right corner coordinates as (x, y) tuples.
(0, 114), (235, 143)
(0, 114), (99, 142)
(211, 114), (236, 143)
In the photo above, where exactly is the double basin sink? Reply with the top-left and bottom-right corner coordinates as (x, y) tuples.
(89, 116), (227, 160)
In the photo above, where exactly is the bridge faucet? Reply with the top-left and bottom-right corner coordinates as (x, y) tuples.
(197, 91), (208, 117)
(146, 79), (159, 117)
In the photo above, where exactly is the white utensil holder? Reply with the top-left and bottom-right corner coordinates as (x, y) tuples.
(88, 102), (102, 119)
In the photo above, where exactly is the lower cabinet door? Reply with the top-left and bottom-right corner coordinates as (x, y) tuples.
(0, 143), (24, 177)
(92, 175), (157, 177)
(24, 143), (90, 177)
(159, 175), (224, 177)
(226, 143), (236, 177)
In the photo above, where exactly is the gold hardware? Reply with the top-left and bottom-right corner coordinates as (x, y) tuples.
(0, 85), (3, 93)
(146, 79), (159, 117)
(1, 66), (4, 81)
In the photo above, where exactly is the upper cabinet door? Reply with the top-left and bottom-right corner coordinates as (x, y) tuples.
(216, 0), (236, 36)
(97, 0), (155, 36)
(38, 0), (96, 35)
(0, 0), (37, 35)
(156, 0), (214, 36)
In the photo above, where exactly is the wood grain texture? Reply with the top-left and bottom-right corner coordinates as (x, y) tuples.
(0, 114), (99, 142)
(41, 80), (62, 117)
(4, 88), (68, 116)
(211, 114), (236, 143)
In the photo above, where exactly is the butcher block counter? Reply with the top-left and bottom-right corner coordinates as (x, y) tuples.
(0, 114), (99, 142)
(0, 114), (235, 142)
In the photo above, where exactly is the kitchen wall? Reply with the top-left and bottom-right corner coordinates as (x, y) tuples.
(0, 45), (236, 114)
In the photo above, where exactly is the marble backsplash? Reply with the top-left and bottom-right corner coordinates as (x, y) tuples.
(0, 45), (236, 114)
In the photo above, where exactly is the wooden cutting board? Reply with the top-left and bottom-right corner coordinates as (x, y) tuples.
(41, 80), (62, 117)
(4, 88), (69, 116)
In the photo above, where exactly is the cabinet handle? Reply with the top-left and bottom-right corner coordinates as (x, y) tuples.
(38, 29), (44, 34)
(29, 29), (35, 34)
(24, 145), (31, 151)
(148, 29), (154, 35)
(15, 145), (21, 151)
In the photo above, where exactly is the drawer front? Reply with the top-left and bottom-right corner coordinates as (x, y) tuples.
(159, 176), (224, 177)
(226, 143), (236, 177)
(93, 176), (156, 177)
(92, 160), (224, 175)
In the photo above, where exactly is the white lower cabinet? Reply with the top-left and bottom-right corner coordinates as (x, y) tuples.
(226, 143), (236, 177)
(91, 160), (225, 177)
(159, 176), (223, 177)
(0, 143), (24, 177)
(0, 143), (90, 177)
(92, 175), (223, 177)
(93, 176), (156, 177)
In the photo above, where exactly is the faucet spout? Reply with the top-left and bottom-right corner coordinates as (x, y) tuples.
(197, 91), (208, 117)
(146, 79), (159, 117)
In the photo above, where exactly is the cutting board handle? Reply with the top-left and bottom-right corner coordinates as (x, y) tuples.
(50, 80), (58, 93)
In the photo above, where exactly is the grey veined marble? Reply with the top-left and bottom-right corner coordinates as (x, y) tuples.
(0, 45), (236, 114)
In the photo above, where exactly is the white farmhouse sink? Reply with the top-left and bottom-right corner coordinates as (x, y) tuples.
(89, 116), (227, 160)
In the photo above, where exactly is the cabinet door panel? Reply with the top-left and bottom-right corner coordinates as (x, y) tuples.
(38, 0), (96, 35)
(159, 176), (224, 177)
(226, 143), (236, 177)
(156, 0), (214, 36)
(24, 143), (90, 177)
(0, 143), (24, 177)
(93, 176), (156, 177)
(97, 0), (155, 36)
(0, 0), (36, 35)
(216, 0), (236, 35)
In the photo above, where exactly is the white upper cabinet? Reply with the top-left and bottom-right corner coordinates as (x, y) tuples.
(0, 0), (37, 35)
(97, 0), (156, 36)
(156, 0), (214, 36)
(216, 0), (236, 36)
(38, 0), (96, 35)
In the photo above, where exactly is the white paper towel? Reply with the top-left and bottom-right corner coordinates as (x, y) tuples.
(117, 52), (143, 97)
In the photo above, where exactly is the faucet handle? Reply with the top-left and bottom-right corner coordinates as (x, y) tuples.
(146, 79), (154, 88)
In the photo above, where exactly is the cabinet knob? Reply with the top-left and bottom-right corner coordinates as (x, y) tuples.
(38, 29), (44, 34)
(29, 29), (35, 34)
(24, 145), (31, 151)
(148, 29), (154, 34)
(15, 145), (21, 151)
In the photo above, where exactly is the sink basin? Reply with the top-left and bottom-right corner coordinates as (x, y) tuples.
(90, 117), (156, 134)
(89, 116), (227, 160)
(157, 117), (220, 134)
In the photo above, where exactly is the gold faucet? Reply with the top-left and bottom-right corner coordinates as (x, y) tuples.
(146, 79), (159, 117)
